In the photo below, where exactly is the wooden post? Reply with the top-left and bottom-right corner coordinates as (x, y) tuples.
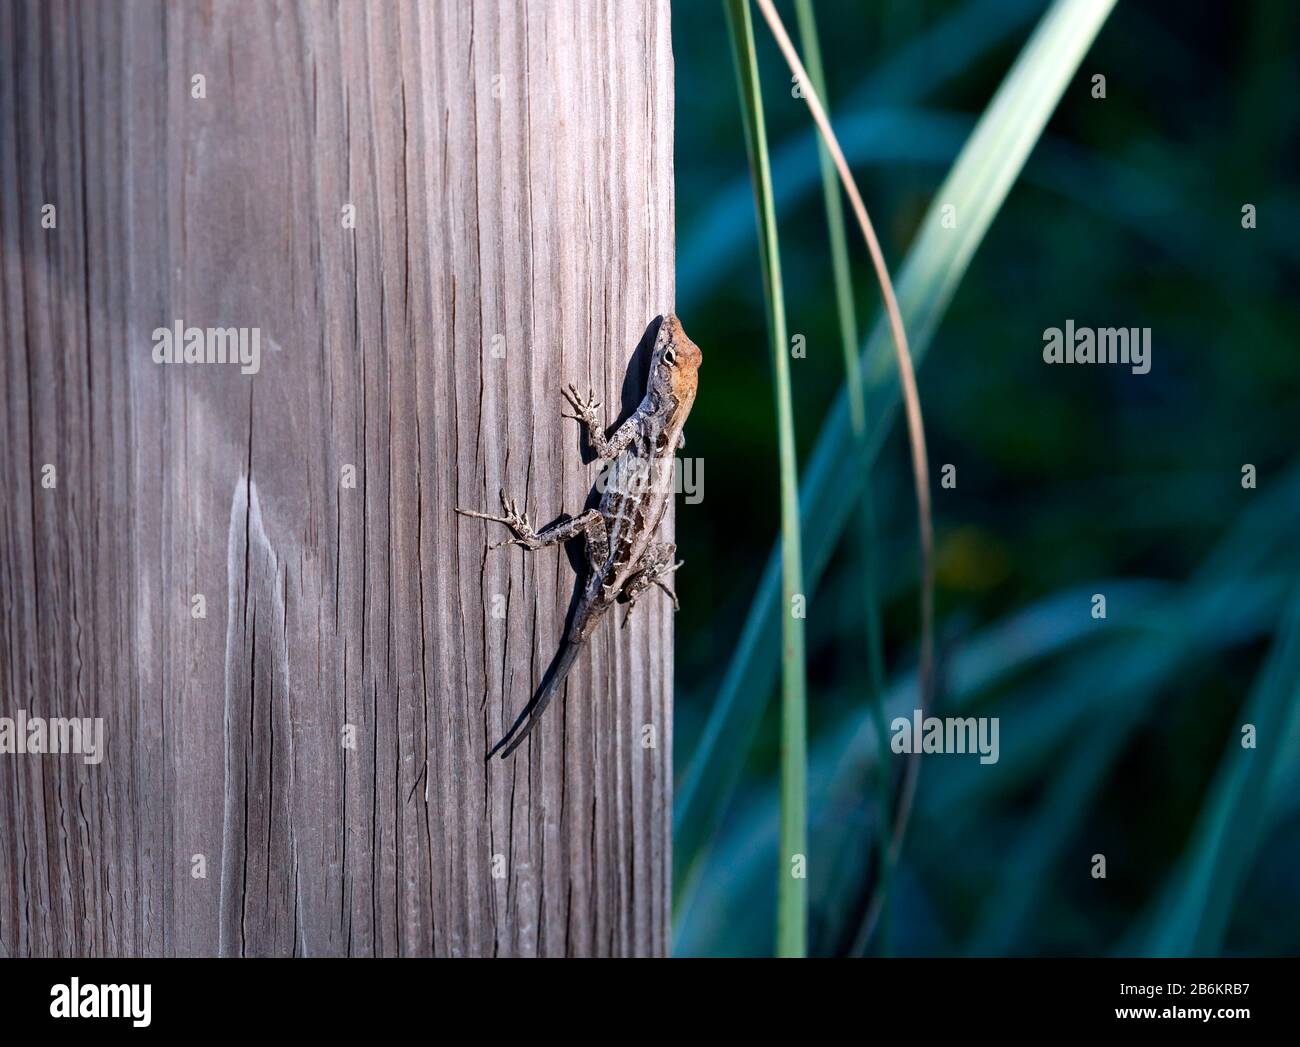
(0, 0), (674, 957)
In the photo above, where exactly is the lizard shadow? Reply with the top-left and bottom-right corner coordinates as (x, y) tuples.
(525, 315), (664, 710)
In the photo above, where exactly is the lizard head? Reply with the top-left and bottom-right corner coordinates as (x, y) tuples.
(650, 314), (702, 416)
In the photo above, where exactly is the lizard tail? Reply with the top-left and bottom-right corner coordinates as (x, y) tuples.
(487, 639), (585, 760)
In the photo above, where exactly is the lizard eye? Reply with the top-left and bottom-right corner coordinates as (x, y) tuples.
(663, 347), (676, 367)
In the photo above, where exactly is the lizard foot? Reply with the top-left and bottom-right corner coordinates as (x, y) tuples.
(620, 559), (683, 627)
(653, 577), (681, 612)
(561, 383), (601, 425)
(454, 488), (538, 549)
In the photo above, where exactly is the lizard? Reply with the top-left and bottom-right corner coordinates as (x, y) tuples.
(455, 314), (702, 760)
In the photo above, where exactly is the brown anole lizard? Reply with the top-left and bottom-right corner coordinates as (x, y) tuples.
(456, 314), (703, 759)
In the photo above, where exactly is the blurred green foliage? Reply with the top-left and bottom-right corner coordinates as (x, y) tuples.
(671, 0), (1300, 957)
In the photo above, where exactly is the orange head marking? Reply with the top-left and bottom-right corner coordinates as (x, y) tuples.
(655, 314), (702, 414)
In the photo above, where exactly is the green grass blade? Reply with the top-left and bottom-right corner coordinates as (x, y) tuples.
(793, 0), (862, 433)
(675, 0), (1119, 918)
(1137, 584), (1300, 956)
(723, 0), (808, 958)
(792, 0), (894, 955)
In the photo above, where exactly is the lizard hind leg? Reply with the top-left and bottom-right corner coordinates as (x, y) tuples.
(652, 576), (681, 612)
(619, 544), (683, 627)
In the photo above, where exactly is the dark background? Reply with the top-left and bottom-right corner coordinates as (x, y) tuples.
(669, 0), (1300, 956)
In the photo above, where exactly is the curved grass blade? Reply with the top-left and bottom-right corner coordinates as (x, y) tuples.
(793, 0), (863, 434)
(764, 0), (930, 957)
(793, 0), (892, 952)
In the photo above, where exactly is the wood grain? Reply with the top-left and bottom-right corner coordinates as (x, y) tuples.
(0, 0), (674, 957)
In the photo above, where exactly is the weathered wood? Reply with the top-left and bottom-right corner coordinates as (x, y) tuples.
(0, 0), (674, 957)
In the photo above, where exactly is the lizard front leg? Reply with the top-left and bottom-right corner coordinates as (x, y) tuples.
(562, 384), (639, 461)
(456, 488), (608, 560)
